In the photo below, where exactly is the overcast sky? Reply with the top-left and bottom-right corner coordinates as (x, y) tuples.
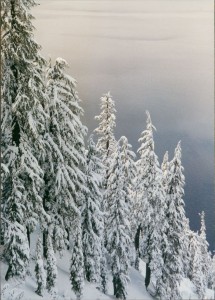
(33, 0), (214, 249)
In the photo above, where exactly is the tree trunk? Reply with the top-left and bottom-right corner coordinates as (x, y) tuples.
(66, 228), (70, 250)
(135, 224), (141, 250)
(42, 178), (49, 258)
(134, 224), (141, 270)
(26, 226), (30, 247)
(145, 260), (151, 288)
(43, 230), (48, 259)
(11, 1), (20, 148)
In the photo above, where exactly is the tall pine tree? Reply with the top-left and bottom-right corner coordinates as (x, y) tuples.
(157, 142), (187, 300)
(135, 111), (167, 289)
(118, 136), (136, 265)
(46, 235), (58, 296)
(188, 212), (210, 298)
(35, 237), (46, 296)
(106, 139), (131, 299)
(1, 0), (49, 279)
(94, 92), (116, 167)
(198, 211), (211, 288)
(70, 221), (84, 300)
(45, 58), (87, 254)
(82, 136), (105, 283)
(94, 93), (117, 218)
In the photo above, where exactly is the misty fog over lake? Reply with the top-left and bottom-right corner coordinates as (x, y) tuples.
(33, 0), (214, 250)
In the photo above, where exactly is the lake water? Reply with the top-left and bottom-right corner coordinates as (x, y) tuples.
(33, 0), (214, 250)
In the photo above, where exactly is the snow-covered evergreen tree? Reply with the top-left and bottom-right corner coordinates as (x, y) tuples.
(182, 217), (192, 278)
(118, 136), (136, 265)
(208, 253), (215, 290)
(119, 136), (136, 213)
(157, 142), (187, 300)
(35, 237), (46, 296)
(70, 222), (84, 300)
(190, 233), (206, 299)
(94, 92), (116, 165)
(4, 222), (29, 281)
(161, 151), (169, 189)
(99, 241), (108, 294)
(45, 58), (87, 253)
(94, 93), (117, 217)
(199, 211), (210, 287)
(188, 212), (210, 298)
(1, 0), (49, 279)
(106, 140), (131, 299)
(46, 235), (57, 295)
(82, 136), (104, 283)
(135, 112), (167, 288)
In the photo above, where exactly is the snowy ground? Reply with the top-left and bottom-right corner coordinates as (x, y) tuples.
(1, 245), (214, 300)
(1, 229), (214, 300)
(1, 254), (153, 300)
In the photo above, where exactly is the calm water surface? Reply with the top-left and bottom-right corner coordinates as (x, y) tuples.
(33, 0), (214, 250)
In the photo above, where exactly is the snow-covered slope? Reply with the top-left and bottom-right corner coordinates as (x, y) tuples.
(1, 233), (214, 300)
(1, 252), (153, 300)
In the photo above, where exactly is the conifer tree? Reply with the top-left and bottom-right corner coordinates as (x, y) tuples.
(118, 136), (136, 264)
(188, 212), (210, 298)
(187, 230), (199, 280)
(199, 211), (210, 287)
(161, 151), (169, 189)
(45, 58), (87, 253)
(94, 92), (116, 166)
(191, 235), (206, 299)
(82, 136), (104, 283)
(99, 242), (108, 294)
(106, 140), (131, 299)
(182, 217), (192, 278)
(4, 221), (29, 281)
(35, 237), (46, 296)
(46, 235), (57, 295)
(70, 222), (84, 300)
(135, 112), (167, 287)
(208, 254), (215, 290)
(94, 93), (117, 220)
(157, 142), (187, 300)
(1, 0), (49, 279)
(119, 136), (136, 214)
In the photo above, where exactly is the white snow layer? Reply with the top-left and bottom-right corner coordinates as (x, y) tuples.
(1, 243), (214, 300)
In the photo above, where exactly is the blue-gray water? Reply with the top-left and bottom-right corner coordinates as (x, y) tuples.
(33, 0), (214, 250)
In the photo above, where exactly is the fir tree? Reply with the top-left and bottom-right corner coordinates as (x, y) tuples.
(182, 217), (192, 278)
(1, 0), (49, 278)
(191, 234), (206, 299)
(199, 211), (210, 287)
(94, 93), (117, 219)
(46, 235), (57, 295)
(70, 222), (84, 300)
(161, 151), (169, 189)
(94, 92), (116, 166)
(45, 58), (87, 253)
(106, 140), (131, 299)
(82, 136), (104, 283)
(162, 151), (190, 279)
(118, 136), (136, 265)
(4, 222), (29, 281)
(157, 142), (187, 300)
(135, 112), (167, 288)
(99, 240), (108, 294)
(208, 253), (215, 290)
(189, 212), (210, 298)
(35, 237), (46, 296)
(119, 136), (136, 214)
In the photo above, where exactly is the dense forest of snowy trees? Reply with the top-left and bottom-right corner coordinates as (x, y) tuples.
(1, 1), (215, 300)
